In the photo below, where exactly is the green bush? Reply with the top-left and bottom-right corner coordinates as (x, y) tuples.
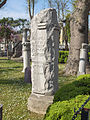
(88, 52), (90, 61)
(44, 74), (90, 120)
(44, 95), (90, 120)
(58, 51), (90, 63)
(54, 74), (90, 102)
(58, 51), (69, 63)
(76, 74), (90, 81)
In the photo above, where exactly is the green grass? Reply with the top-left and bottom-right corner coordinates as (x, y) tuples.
(58, 64), (76, 88)
(0, 57), (76, 120)
(0, 58), (44, 120)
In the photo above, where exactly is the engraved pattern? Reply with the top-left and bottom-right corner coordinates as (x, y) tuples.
(30, 8), (60, 95)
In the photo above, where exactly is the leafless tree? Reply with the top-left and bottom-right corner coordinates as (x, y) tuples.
(48, 0), (70, 21)
(27, 0), (35, 20)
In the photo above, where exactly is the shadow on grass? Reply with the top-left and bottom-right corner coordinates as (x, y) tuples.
(0, 66), (23, 73)
(0, 58), (8, 60)
(0, 66), (22, 69)
(0, 59), (14, 63)
(0, 77), (31, 87)
(0, 69), (20, 74)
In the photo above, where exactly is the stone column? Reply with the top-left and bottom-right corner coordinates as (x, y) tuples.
(22, 28), (28, 43)
(22, 28), (31, 83)
(22, 42), (30, 72)
(28, 8), (60, 114)
(22, 28), (30, 72)
(22, 28), (28, 57)
(78, 43), (88, 76)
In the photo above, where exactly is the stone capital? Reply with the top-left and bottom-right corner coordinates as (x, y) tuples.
(82, 43), (88, 49)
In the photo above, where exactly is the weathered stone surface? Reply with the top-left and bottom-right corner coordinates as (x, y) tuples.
(22, 42), (30, 72)
(78, 43), (88, 76)
(22, 28), (28, 58)
(12, 41), (22, 58)
(24, 67), (31, 83)
(28, 8), (60, 114)
(86, 65), (90, 74)
(22, 28), (31, 73)
(22, 28), (28, 44)
(28, 94), (54, 114)
(30, 8), (59, 95)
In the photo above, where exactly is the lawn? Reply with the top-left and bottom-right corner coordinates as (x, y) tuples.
(0, 57), (76, 120)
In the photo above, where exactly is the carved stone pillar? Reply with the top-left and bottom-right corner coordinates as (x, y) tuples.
(28, 8), (60, 114)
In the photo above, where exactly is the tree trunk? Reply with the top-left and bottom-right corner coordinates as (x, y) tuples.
(27, 0), (32, 20)
(0, 0), (7, 8)
(32, 0), (34, 18)
(65, 0), (90, 75)
(27, 0), (35, 20)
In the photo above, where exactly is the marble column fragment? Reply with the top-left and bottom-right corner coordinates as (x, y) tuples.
(22, 28), (28, 58)
(22, 28), (30, 72)
(22, 28), (31, 83)
(78, 43), (88, 76)
(28, 8), (60, 114)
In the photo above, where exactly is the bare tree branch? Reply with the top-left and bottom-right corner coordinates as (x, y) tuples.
(27, 0), (35, 21)
(32, 0), (34, 17)
(27, 0), (32, 20)
(0, 0), (7, 8)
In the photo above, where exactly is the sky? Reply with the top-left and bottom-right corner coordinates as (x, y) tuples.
(0, 0), (89, 28)
(0, 0), (48, 20)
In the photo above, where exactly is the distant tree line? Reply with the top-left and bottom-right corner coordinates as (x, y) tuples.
(0, 17), (29, 58)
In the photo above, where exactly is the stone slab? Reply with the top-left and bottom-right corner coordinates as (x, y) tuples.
(24, 67), (31, 83)
(28, 94), (54, 114)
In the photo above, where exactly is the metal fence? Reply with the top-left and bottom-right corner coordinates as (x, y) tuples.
(72, 96), (90, 120)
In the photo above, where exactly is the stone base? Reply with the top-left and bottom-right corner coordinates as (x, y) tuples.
(77, 72), (85, 76)
(86, 65), (90, 74)
(28, 93), (54, 114)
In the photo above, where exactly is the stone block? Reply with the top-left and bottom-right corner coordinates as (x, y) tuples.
(28, 94), (54, 114)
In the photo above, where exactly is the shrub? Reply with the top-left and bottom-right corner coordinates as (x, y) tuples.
(58, 51), (90, 63)
(44, 95), (90, 120)
(54, 74), (90, 102)
(44, 74), (90, 120)
(88, 52), (90, 61)
(44, 75), (90, 120)
(58, 51), (69, 63)
(76, 74), (90, 81)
